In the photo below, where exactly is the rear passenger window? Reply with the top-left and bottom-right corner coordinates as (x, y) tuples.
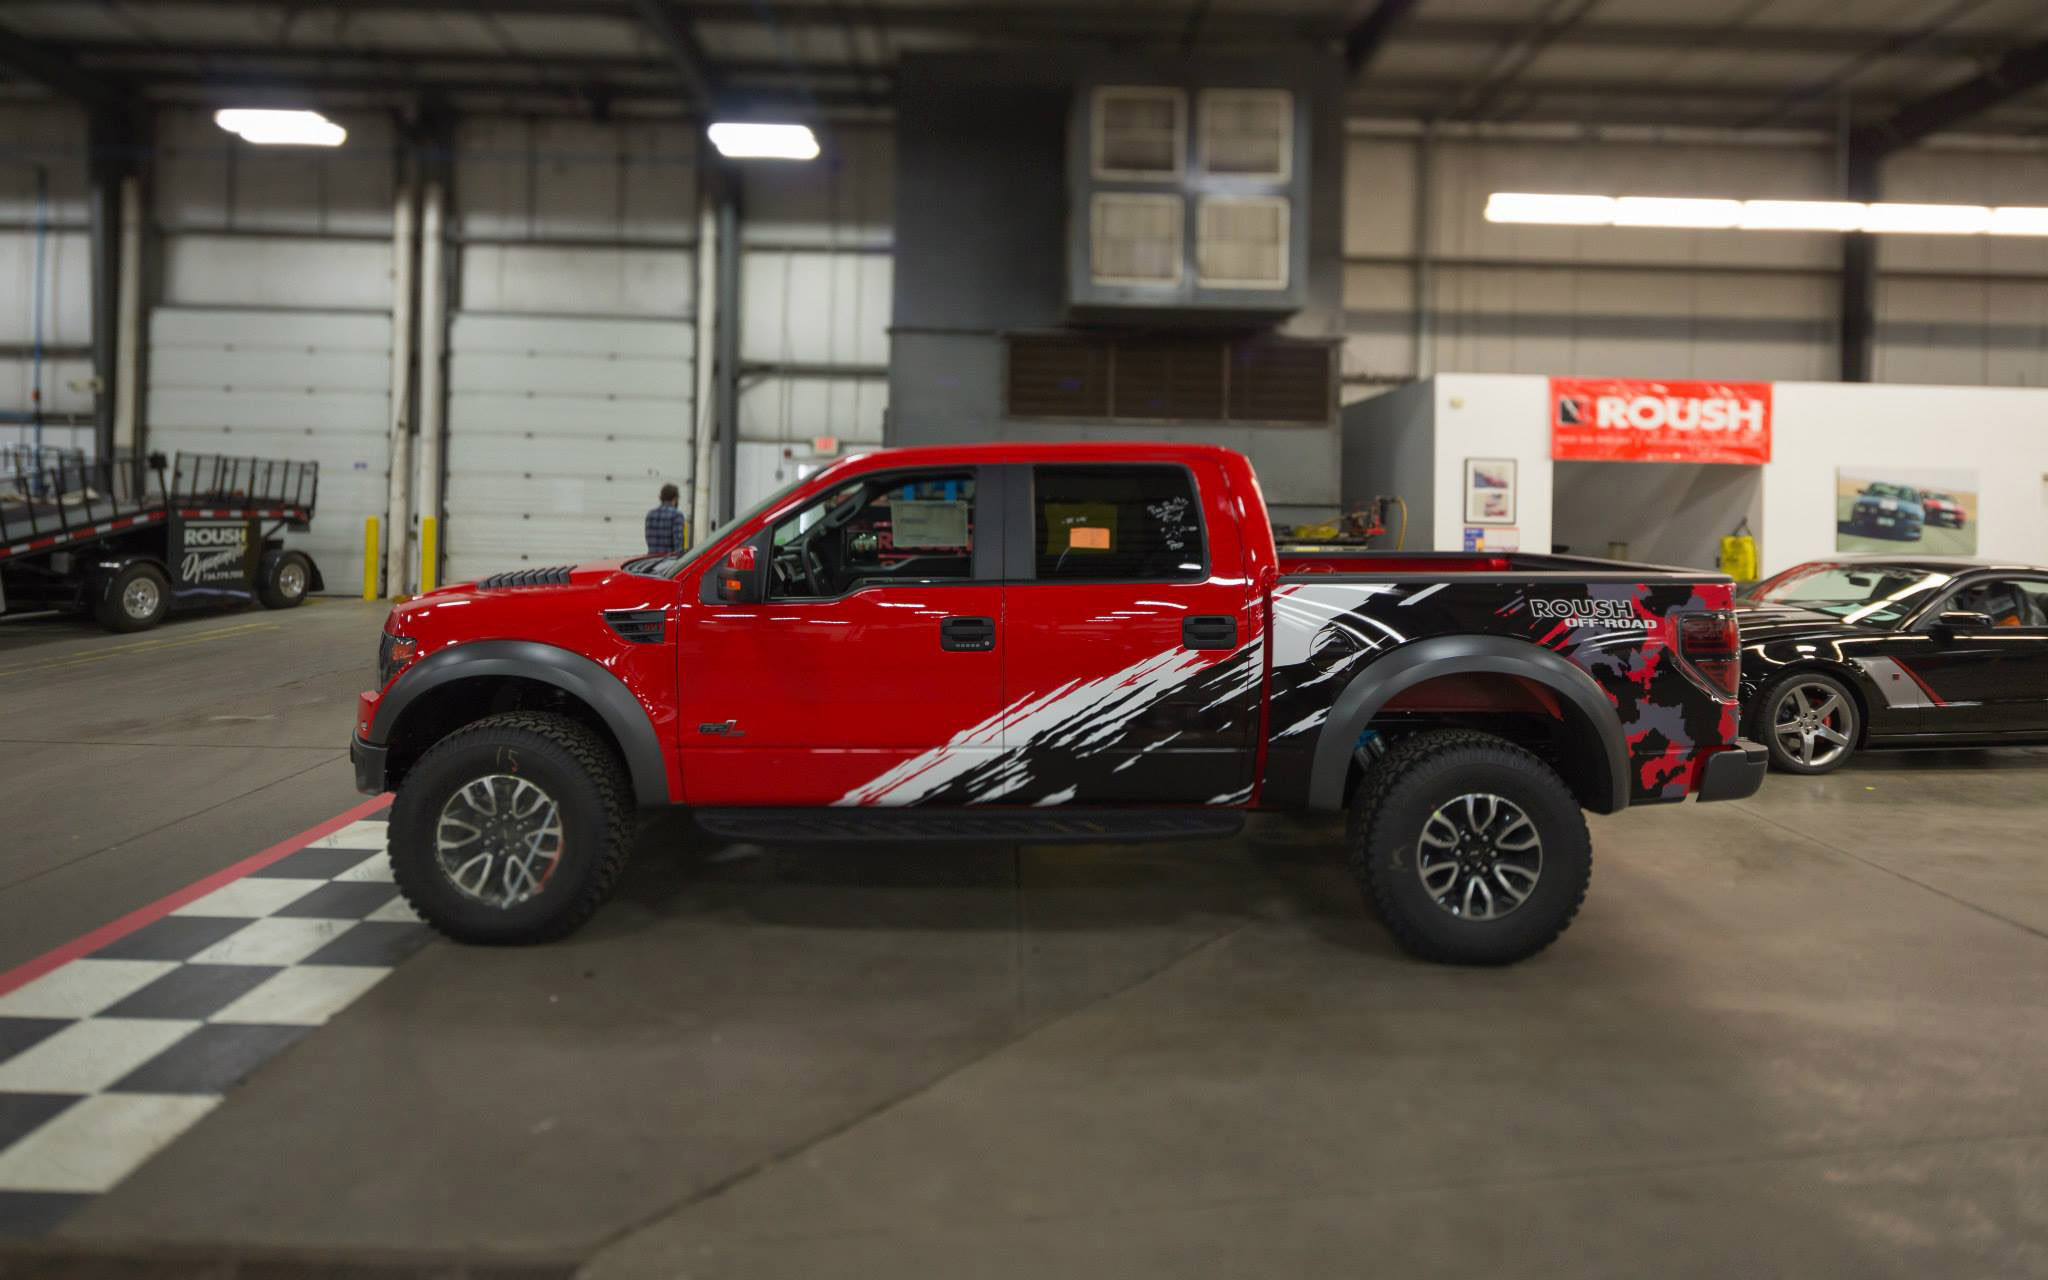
(1032, 466), (1205, 581)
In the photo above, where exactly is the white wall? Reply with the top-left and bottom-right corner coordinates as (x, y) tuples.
(1427, 375), (1553, 554)
(1763, 382), (2048, 574)
(1344, 130), (2048, 396)
(1404, 373), (2048, 574)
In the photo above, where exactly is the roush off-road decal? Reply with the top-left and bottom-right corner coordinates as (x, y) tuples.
(1262, 577), (1737, 806)
(835, 640), (1262, 807)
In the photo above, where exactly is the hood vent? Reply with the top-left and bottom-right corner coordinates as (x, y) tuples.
(605, 608), (666, 644)
(479, 565), (572, 589)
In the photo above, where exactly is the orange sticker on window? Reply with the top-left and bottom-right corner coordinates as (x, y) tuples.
(1069, 527), (1110, 550)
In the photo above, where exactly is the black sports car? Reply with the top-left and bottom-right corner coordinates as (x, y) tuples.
(1738, 557), (2048, 773)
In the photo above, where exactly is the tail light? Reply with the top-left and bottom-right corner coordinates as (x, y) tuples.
(1678, 610), (1740, 699)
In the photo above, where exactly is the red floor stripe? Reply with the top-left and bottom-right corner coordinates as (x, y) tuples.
(0, 793), (394, 999)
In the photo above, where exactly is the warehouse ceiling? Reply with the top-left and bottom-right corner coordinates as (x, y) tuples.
(0, 0), (2046, 137)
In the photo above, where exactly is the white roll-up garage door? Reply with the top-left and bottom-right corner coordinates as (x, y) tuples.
(145, 307), (392, 594)
(442, 314), (694, 586)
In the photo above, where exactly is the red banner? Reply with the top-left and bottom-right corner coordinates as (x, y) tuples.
(1550, 377), (1772, 465)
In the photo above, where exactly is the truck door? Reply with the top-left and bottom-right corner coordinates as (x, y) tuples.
(996, 461), (1260, 805)
(676, 466), (1008, 806)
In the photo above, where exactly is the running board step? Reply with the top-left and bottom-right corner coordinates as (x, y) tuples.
(692, 807), (1246, 845)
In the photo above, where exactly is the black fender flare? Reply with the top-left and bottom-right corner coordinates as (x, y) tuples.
(371, 640), (670, 806)
(1307, 634), (1630, 814)
(82, 553), (172, 611)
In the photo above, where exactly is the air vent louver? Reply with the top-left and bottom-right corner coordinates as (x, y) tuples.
(478, 565), (573, 589)
(605, 608), (667, 644)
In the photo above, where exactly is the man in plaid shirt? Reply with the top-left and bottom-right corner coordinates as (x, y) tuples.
(645, 483), (688, 554)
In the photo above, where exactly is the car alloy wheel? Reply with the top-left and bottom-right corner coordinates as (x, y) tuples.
(1414, 792), (1543, 922)
(434, 774), (565, 909)
(1772, 679), (1852, 769)
(277, 561), (307, 600)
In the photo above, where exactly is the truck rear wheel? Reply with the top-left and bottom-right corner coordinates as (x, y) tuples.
(389, 711), (633, 945)
(1347, 729), (1591, 966)
(258, 550), (312, 609)
(97, 562), (170, 633)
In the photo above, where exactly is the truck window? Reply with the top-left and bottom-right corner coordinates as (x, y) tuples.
(1032, 465), (1204, 581)
(767, 470), (976, 599)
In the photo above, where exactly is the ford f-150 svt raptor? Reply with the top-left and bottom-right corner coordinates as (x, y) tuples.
(353, 444), (1765, 965)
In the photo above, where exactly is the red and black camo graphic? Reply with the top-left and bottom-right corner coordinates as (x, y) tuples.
(1264, 578), (1739, 806)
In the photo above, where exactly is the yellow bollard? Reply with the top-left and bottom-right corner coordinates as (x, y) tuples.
(363, 516), (380, 600)
(419, 517), (438, 594)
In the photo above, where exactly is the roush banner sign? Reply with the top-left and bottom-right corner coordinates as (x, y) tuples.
(1550, 377), (1772, 465)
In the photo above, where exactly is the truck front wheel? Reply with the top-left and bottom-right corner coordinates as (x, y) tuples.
(1348, 729), (1592, 965)
(389, 711), (633, 944)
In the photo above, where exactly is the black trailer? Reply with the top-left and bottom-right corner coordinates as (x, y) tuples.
(0, 450), (324, 632)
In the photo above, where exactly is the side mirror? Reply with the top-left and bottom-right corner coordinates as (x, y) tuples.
(1934, 610), (1992, 635)
(712, 544), (762, 604)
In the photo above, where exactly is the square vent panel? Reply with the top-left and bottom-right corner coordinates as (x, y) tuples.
(1090, 193), (1184, 286)
(1197, 196), (1289, 289)
(1092, 87), (1185, 179)
(1200, 90), (1291, 180)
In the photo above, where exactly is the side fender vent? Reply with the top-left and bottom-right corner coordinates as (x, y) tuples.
(605, 608), (667, 644)
(478, 565), (573, 589)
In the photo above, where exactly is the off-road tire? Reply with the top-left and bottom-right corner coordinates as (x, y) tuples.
(389, 711), (633, 944)
(97, 562), (171, 633)
(1347, 729), (1591, 966)
(257, 550), (312, 609)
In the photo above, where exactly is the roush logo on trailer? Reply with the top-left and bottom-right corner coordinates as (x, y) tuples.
(1550, 377), (1772, 465)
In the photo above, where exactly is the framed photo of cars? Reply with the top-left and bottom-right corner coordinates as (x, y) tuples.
(1464, 458), (1517, 525)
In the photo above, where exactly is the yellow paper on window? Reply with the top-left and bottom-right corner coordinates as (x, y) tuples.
(1046, 502), (1117, 553)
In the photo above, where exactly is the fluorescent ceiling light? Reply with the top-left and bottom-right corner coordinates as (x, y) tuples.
(1989, 206), (2048, 236)
(1485, 192), (2048, 237)
(1612, 196), (1741, 229)
(214, 108), (346, 147)
(1861, 202), (1991, 235)
(707, 122), (820, 160)
(1736, 200), (1866, 232)
(1484, 192), (1615, 225)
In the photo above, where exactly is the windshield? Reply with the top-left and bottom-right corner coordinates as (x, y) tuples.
(1862, 483), (1918, 501)
(1742, 563), (1950, 627)
(623, 472), (816, 580)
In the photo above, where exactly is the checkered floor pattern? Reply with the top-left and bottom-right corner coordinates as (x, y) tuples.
(0, 815), (419, 1237)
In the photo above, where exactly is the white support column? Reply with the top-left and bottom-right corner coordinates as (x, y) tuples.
(689, 174), (719, 543)
(111, 174), (142, 453)
(410, 177), (449, 593)
(384, 175), (419, 597)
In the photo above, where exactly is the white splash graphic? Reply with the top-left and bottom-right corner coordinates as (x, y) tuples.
(835, 646), (1220, 807)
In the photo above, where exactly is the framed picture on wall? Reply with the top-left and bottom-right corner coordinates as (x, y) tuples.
(1465, 458), (1517, 525)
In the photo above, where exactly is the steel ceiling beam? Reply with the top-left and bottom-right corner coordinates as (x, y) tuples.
(1397, 17), (2017, 60)
(0, 22), (124, 109)
(1445, 0), (1602, 120)
(1344, 0), (1422, 76)
(1857, 33), (2048, 154)
(628, 0), (719, 105)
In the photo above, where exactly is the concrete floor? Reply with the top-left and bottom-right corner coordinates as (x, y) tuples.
(3, 599), (2046, 1277)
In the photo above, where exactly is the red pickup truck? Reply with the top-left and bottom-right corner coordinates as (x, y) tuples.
(353, 443), (1763, 965)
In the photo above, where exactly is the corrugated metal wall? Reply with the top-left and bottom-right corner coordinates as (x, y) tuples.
(446, 118), (699, 582)
(145, 107), (396, 595)
(734, 125), (893, 507)
(1342, 129), (2048, 397)
(0, 104), (94, 458)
